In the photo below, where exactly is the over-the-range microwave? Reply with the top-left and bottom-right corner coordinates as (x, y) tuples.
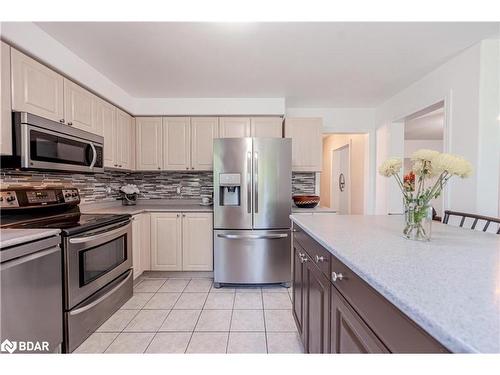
(2, 112), (104, 173)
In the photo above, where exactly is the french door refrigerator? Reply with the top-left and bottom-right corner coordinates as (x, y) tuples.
(213, 137), (292, 287)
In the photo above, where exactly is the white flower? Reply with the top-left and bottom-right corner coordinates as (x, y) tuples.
(120, 184), (140, 194)
(378, 157), (402, 177)
(433, 153), (473, 178)
(411, 149), (440, 162)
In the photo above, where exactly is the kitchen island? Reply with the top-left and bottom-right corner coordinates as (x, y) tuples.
(290, 214), (500, 353)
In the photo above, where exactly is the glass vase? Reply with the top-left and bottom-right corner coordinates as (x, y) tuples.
(403, 200), (432, 241)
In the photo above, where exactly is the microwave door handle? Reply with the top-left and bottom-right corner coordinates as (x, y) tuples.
(89, 143), (97, 169)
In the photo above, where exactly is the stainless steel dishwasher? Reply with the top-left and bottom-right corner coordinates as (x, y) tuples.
(0, 234), (63, 354)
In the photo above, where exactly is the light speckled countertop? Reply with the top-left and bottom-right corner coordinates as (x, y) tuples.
(80, 199), (214, 215)
(0, 228), (61, 249)
(291, 206), (337, 214)
(290, 214), (500, 353)
(82, 200), (335, 215)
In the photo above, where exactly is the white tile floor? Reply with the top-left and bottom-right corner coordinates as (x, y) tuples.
(74, 276), (304, 354)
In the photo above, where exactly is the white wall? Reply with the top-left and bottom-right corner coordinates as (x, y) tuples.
(286, 107), (376, 214)
(375, 39), (500, 217)
(404, 140), (443, 158)
(0, 22), (286, 116)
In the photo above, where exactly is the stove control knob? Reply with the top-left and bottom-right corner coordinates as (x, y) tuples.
(6, 196), (16, 202)
(72, 193), (77, 197)
(65, 193), (71, 198)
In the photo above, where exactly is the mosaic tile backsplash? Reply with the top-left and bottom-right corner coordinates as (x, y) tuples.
(1, 169), (315, 204)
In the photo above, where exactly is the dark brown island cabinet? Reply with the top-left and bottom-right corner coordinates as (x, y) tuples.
(292, 223), (450, 353)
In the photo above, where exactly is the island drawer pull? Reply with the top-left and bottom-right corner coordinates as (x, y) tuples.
(315, 255), (326, 263)
(331, 271), (344, 282)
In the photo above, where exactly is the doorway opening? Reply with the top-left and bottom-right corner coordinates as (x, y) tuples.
(321, 133), (369, 214)
(403, 101), (445, 219)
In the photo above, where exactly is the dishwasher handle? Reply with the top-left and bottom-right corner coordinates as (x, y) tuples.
(0, 246), (60, 271)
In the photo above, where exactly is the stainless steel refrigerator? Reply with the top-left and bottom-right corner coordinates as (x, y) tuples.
(213, 137), (292, 287)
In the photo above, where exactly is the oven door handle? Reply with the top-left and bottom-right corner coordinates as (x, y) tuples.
(69, 269), (132, 316)
(68, 222), (129, 245)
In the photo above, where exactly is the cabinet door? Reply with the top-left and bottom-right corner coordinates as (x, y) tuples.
(96, 98), (116, 168)
(304, 255), (330, 353)
(182, 212), (213, 271)
(1, 41), (12, 155)
(330, 287), (388, 353)
(150, 213), (182, 271)
(136, 117), (162, 170)
(284, 118), (323, 171)
(132, 215), (142, 279)
(162, 117), (191, 170)
(115, 109), (133, 169)
(292, 240), (306, 338)
(219, 117), (251, 138)
(140, 213), (151, 272)
(250, 117), (282, 137)
(64, 79), (97, 134)
(191, 117), (218, 170)
(11, 48), (64, 123)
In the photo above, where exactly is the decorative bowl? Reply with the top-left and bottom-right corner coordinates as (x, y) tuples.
(292, 195), (320, 208)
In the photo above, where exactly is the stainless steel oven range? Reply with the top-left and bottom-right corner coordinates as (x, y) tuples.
(0, 187), (133, 353)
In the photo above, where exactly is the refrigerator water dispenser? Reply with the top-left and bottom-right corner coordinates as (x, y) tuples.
(219, 173), (241, 206)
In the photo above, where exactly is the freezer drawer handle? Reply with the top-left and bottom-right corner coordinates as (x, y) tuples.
(69, 270), (132, 316)
(254, 151), (259, 213)
(217, 233), (288, 240)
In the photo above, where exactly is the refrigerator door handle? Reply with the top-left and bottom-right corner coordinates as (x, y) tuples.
(247, 151), (252, 214)
(254, 151), (259, 213)
(217, 233), (288, 240)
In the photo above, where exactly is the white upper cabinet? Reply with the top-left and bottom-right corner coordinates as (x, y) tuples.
(63, 79), (98, 134)
(115, 108), (134, 170)
(219, 117), (251, 138)
(1, 41), (12, 155)
(284, 117), (323, 171)
(162, 117), (191, 170)
(11, 48), (64, 123)
(250, 117), (283, 137)
(191, 117), (219, 170)
(95, 98), (116, 168)
(136, 117), (163, 171)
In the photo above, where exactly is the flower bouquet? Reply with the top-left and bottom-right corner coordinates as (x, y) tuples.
(119, 184), (140, 206)
(379, 149), (472, 241)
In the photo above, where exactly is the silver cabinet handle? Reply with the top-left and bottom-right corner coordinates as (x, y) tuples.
(217, 233), (288, 240)
(315, 255), (325, 263)
(177, 214), (180, 218)
(331, 271), (344, 282)
(68, 122), (73, 126)
(182, 214), (186, 217)
(70, 270), (132, 316)
(158, 167), (161, 170)
(59, 119), (65, 123)
(89, 143), (97, 169)
(300, 256), (308, 264)
(298, 252), (305, 258)
(254, 151), (259, 213)
(247, 151), (252, 214)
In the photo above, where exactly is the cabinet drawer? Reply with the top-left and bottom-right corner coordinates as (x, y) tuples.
(293, 225), (331, 278)
(330, 255), (448, 353)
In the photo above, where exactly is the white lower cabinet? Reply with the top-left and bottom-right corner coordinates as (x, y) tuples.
(131, 213), (151, 279)
(150, 212), (213, 271)
(182, 212), (214, 271)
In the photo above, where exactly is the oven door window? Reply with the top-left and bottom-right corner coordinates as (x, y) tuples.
(30, 129), (93, 166)
(79, 236), (127, 287)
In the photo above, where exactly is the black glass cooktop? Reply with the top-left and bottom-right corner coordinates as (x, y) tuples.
(1, 207), (130, 236)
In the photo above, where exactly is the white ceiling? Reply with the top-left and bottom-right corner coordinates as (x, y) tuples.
(405, 108), (444, 140)
(35, 22), (499, 107)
